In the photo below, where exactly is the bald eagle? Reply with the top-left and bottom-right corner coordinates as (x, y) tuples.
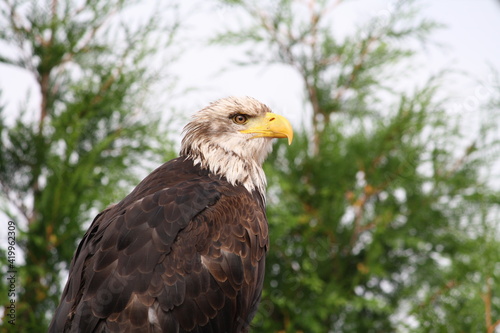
(49, 97), (293, 333)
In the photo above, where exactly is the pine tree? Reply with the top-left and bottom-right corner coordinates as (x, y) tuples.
(0, 1), (179, 331)
(214, 0), (500, 331)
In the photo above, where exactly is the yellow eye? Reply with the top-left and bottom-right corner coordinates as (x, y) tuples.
(232, 114), (248, 125)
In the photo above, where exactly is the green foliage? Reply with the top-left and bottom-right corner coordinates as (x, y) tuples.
(0, 0), (178, 331)
(215, 0), (500, 332)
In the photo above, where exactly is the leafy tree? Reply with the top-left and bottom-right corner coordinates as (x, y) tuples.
(0, 0), (179, 331)
(214, 0), (500, 332)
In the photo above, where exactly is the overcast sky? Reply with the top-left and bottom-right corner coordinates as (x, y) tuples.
(166, 0), (500, 125)
(1, 0), (499, 125)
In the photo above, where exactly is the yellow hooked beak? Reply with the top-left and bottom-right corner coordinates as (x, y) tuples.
(239, 112), (294, 145)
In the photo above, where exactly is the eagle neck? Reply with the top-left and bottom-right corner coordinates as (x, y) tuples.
(183, 145), (267, 201)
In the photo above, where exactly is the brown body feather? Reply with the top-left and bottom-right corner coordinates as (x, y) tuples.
(49, 157), (268, 332)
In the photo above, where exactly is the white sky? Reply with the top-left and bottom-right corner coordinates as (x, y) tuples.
(166, 0), (500, 125)
(1, 0), (499, 126)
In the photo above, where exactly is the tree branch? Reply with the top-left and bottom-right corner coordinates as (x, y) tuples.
(483, 276), (499, 333)
(419, 280), (458, 308)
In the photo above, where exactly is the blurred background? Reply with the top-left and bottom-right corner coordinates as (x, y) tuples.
(0, 0), (499, 332)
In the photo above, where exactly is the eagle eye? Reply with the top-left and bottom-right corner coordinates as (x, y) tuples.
(232, 114), (249, 125)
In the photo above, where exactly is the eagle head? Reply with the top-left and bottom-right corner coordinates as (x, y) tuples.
(180, 96), (293, 195)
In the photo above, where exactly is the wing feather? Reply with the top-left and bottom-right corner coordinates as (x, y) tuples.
(49, 158), (268, 333)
